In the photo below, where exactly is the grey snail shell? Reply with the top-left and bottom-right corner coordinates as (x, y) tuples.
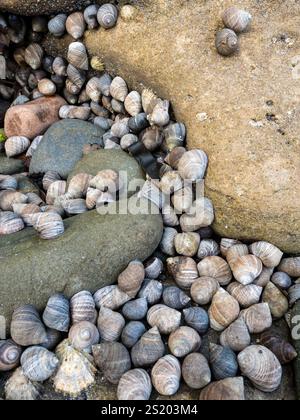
(183, 307), (209, 335)
(163, 286), (191, 310)
(222, 7), (252, 33)
(144, 257), (164, 279)
(69, 321), (100, 353)
(215, 29), (239, 57)
(200, 377), (245, 401)
(11, 305), (47, 347)
(147, 304), (181, 335)
(131, 326), (165, 368)
(121, 321), (146, 349)
(97, 306), (125, 342)
(0, 339), (22, 372)
(42, 293), (70, 332)
(97, 4), (118, 29)
(182, 353), (211, 390)
(21, 346), (59, 382)
(122, 298), (148, 321)
(66, 12), (86, 40)
(93, 285), (131, 311)
(84, 4), (100, 29)
(219, 317), (251, 352)
(138, 279), (163, 305)
(209, 343), (238, 381)
(48, 14), (67, 37)
(151, 355), (181, 397)
(168, 326), (201, 358)
(271, 272), (292, 290)
(70, 290), (97, 325)
(67, 42), (89, 71)
(117, 369), (152, 401)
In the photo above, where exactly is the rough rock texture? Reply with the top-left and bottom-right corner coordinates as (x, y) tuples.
(45, 0), (300, 253)
(0, 153), (25, 175)
(67, 149), (145, 195)
(4, 96), (66, 139)
(0, 197), (163, 328)
(29, 119), (104, 178)
(292, 301), (300, 400)
(0, 0), (95, 15)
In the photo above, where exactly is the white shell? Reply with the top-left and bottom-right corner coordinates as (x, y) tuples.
(5, 136), (30, 157)
(178, 149), (208, 182)
(110, 76), (128, 102)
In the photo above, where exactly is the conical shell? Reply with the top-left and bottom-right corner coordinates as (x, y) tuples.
(183, 307), (209, 335)
(97, 4), (118, 29)
(259, 331), (297, 365)
(216, 29), (239, 56)
(198, 256), (232, 286)
(238, 345), (282, 393)
(209, 344), (238, 381)
(48, 14), (67, 37)
(182, 353), (211, 390)
(84, 4), (99, 29)
(13, 204), (41, 227)
(122, 298), (148, 321)
(208, 288), (240, 332)
(220, 317), (251, 352)
(222, 7), (252, 33)
(144, 257), (163, 279)
(21, 346), (59, 382)
(165, 146), (186, 169)
(66, 12), (86, 40)
(138, 279), (163, 305)
(67, 64), (86, 89)
(178, 149), (208, 182)
(229, 255), (263, 285)
(25, 43), (43, 70)
(226, 244), (249, 265)
(118, 369), (152, 400)
(93, 285), (131, 311)
(42, 293), (70, 332)
(110, 76), (128, 102)
(5, 367), (41, 400)
(174, 232), (200, 257)
(69, 321), (100, 353)
(97, 307), (125, 342)
(0, 211), (24, 234)
(199, 377), (245, 400)
(163, 286), (191, 310)
(54, 340), (96, 396)
(191, 277), (220, 305)
(198, 239), (220, 259)
(249, 241), (283, 268)
(241, 303), (272, 334)
(5, 136), (30, 157)
(220, 238), (241, 257)
(169, 256), (199, 290)
(32, 212), (64, 240)
(70, 291), (96, 325)
(147, 304), (181, 335)
(262, 282), (289, 319)
(279, 257), (300, 277)
(180, 197), (214, 232)
(0, 339), (22, 372)
(131, 326), (165, 367)
(11, 305), (47, 347)
(120, 133), (139, 150)
(227, 282), (262, 308)
(160, 227), (177, 256)
(67, 42), (89, 70)
(86, 76), (102, 102)
(121, 321), (146, 349)
(168, 326), (201, 358)
(118, 260), (145, 298)
(41, 328), (62, 351)
(124, 91), (142, 116)
(151, 355), (181, 397)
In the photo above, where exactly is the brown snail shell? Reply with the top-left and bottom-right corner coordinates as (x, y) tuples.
(0, 339), (22, 372)
(259, 331), (297, 365)
(165, 146), (186, 169)
(241, 303), (272, 334)
(131, 326), (165, 367)
(67, 42), (89, 71)
(118, 369), (152, 401)
(69, 321), (100, 353)
(198, 256), (232, 286)
(190, 276), (219, 305)
(199, 377), (245, 400)
(67, 173), (92, 199)
(52, 56), (67, 76)
(93, 342), (131, 385)
(151, 355), (181, 397)
(148, 99), (170, 127)
(168, 326), (201, 358)
(278, 257), (300, 277)
(198, 239), (220, 259)
(229, 255), (263, 286)
(21, 346), (59, 382)
(216, 29), (239, 57)
(46, 180), (66, 205)
(24, 43), (43, 70)
(208, 288), (240, 332)
(262, 282), (289, 319)
(65, 78), (81, 95)
(140, 126), (163, 151)
(238, 345), (282, 393)
(141, 88), (160, 115)
(42, 293), (70, 332)
(97, 306), (125, 342)
(110, 76), (128, 102)
(84, 4), (100, 29)
(0, 191), (28, 211)
(271, 272), (292, 290)
(163, 286), (191, 310)
(5, 136), (30, 157)
(209, 343), (238, 381)
(118, 260), (145, 298)
(220, 238), (241, 257)
(42, 171), (61, 191)
(0, 211), (24, 234)
(54, 340), (96, 396)
(253, 266), (274, 287)
(67, 64), (86, 89)
(48, 14), (67, 37)
(183, 307), (209, 335)
(168, 256), (199, 290)
(226, 244), (249, 265)
(70, 290), (96, 325)
(147, 304), (181, 335)
(97, 3), (118, 29)
(121, 322), (146, 349)
(249, 241), (283, 268)
(222, 7), (252, 33)
(220, 317), (251, 352)
(38, 78), (56, 96)
(11, 305), (47, 347)
(89, 169), (120, 193)
(66, 12), (86, 40)
(182, 353), (211, 390)
(32, 212), (64, 240)
(138, 279), (163, 305)
(227, 282), (262, 308)
(144, 257), (163, 279)
(5, 367), (41, 400)
(124, 91), (142, 116)
(86, 187), (102, 209)
(93, 285), (131, 311)
(178, 149), (208, 182)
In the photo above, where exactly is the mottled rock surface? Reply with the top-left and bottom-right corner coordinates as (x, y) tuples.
(30, 119), (104, 178)
(4, 96), (66, 139)
(45, 0), (300, 253)
(0, 153), (25, 175)
(0, 0), (95, 15)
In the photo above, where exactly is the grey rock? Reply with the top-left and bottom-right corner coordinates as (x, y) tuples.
(29, 120), (105, 179)
(0, 154), (25, 175)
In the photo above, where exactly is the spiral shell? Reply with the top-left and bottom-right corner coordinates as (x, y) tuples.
(260, 331), (297, 365)
(172, 185), (193, 213)
(42, 171), (61, 192)
(66, 173), (92, 199)
(110, 76), (128, 102)
(86, 77), (102, 102)
(66, 12), (86, 40)
(84, 4), (99, 29)
(198, 239), (220, 259)
(21, 346), (59, 382)
(140, 126), (163, 152)
(32, 212), (64, 240)
(52, 56), (67, 76)
(209, 288), (240, 332)
(164, 122), (186, 151)
(151, 355), (181, 397)
(222, 7), (252, 33)
(241, 303), (272, 334)
(5, 367), (41, 400)
(124, 91), (142, 116)
(61, 197), (88, 215)
(159, 227), (177, 256)
(220, 317), (251, 352)
(97, 307), (125, 342)
(0, 211), (24, 234)
(131, 326), (165, 367)
(190, 277), (219, 306)
(138, 279), (163, 305)
(249, 241), (283, 268)
(226, 243), (249, 265)
(147, 304), (181, 335)
(0, 191), (28, 211)
(170, 256), (199, 290)
(139, 180), (165, 209)
(200, 377), (245, 401)
(209, 344), (238, 381)
(93, 285), (131, 311)
(121, 321), (146, 349)
(118, 260), (145, 298)
(0, 339), (22, 371)
(198, 256), (232, 286)
(262, 282), (289, 319)
(148, 100), (170, 127)
(11, 305), (47, 347)
(97, 3), (118, 29)
(220, 238), (241, 257)
(271, 272), (292, 290)
(24, 43), (43, 70)
(238, 345), (282, 393)
(67, 41), (89, 70)
(144, 257), (163, 279)
(227, 282), (262, 308)
(68, 321), (99, 353)
(278, 257), (300, 277)
(42, 293), (70, 332)
(168, 326), (201, 358)
(5, 136), (30, 157)
(183, 307), (209, 335)
(163, 286), (191, 310)
(54, 340), (96, 396)
(216, 29), (239, 56)
(67, 64), (86, 89)
(178, 149), (208, 182)
(118, 369), (152, 401)
(46, 180), (66, 205)
(48, 14), (67, 37)
(229, 254), (263, 286)
(175, 232), (200, 257)
(70, 290), (96, 325)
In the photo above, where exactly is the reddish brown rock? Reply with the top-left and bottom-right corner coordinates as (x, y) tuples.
(4, 96), (66, 139)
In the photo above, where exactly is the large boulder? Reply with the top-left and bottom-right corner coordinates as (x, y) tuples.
(45, 0), (300, 253)
(0, 198), (163, 327)
(0, 0), (97, 15)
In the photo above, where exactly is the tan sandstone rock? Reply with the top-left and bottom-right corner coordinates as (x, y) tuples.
(45, 0), (300, 253)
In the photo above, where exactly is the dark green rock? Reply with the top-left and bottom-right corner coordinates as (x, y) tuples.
(29, 120), (105, 179)
(0, 197), (163, 329)
(292, 301), (300, 400)
(0, 154), (25, 175)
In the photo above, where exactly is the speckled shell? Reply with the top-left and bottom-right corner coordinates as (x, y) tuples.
(238, 345), (282, 393)
(84, 4), (100, 29)
(259, 331), (297, 365)
(147, 304), (181, 335)
(5, 136), (30, 157)
(48, 14), (67, 37)
(42, 293), (70, 332)
(229, 255), (263, 286)
(92, 342), (131, 384)
(144, 257), (163, 279)
(163, 286), (191, 310)
(227, 282), (263, 308)
(178, 149), (208, 182)
(271, 272), (292, 290)
(215, 29), (239, 56)
(121, 321), (146, 349)
(182, 353), (211, 390)
(0, 211), (24, 234)
(5, 367), (41, 400)
(222, 7), (252, 33)
(183, 307), (209, 335)
(220, 317), (251, 352)
(24, 43), (43, 70)
(168, 326), (201, 358)
(208, 288), (240, 332)
(198, 239), (220, 259)
(0, 339), (22, 371)
(97, 307), (125, 342)
(169, 256), (199, 290)
(198, 256), (232, 286)
(131, 326), (165, 367)
(11, 305), (47, 347)
(209, 344), (238, 381)
(21, 346), (59, 382)
(199, 377), (245, 401)
(118, 369), (152, 401)
(190, 277), (219, 305)
(262, 282), (289, 319)
(180, 197), (215, 232)
(93, 285), (131, 311)
(249, 241), (283, 268)
(138, 279), (163, 305)
(118, 260), (145, 298)
(69, 321), (100, 353)
(151, 355), (181, 397)
(67, 42), (89, 70)
(241, 303), (272, 334)
(97, 3), (118, 29)
(66, 12), (86, 39)
(32, 212), (64, 240)
(70, 291), (96, 325)
(54, 340), (96, 396)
